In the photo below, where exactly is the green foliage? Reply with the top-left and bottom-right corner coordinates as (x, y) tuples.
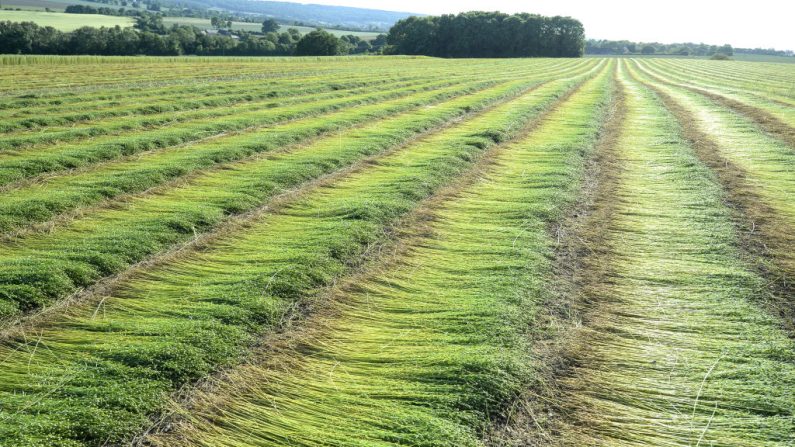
(586, 39), (742, 57)
(260, 17), (278, 33)
(641, 44), (656, 54)
(295, 28), (341, 56)
(386, 11), (585, 58)
(0, 16), (299, 55)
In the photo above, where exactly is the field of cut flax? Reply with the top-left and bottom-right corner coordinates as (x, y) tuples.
(0, 55), (792, 447)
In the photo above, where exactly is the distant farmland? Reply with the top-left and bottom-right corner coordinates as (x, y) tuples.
(162, 16), (382, 38)
(0, 2), (382, 38)
(0, 9), (133, 30)
(0, 56), (793, 446)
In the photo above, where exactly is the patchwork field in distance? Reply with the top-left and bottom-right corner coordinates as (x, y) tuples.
(0, 55), (793, 447)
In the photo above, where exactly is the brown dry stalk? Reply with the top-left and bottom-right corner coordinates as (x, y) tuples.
(485, 67), (626, 447)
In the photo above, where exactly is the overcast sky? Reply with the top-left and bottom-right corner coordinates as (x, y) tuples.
(287, 0), (794, 50)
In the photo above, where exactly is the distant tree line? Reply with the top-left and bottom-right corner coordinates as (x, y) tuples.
(586, 39), (735, 57)
(64, 4), (141, 16)
(0, 16), (387, 56)
(385, 12), (585, 58)
(734, 47), (794, 57)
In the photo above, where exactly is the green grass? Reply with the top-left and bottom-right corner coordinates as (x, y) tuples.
(556, 61), (795, 446)
(638, 59), (795, 121)
(0, 60), (583, 139)
(0, 78), (487, 232)
(0, 78), (526, 317)
(732, 54), (795, 64)
(0, 73), (414, 133)
(0, 63), (597, 446)
(628, 60), (795, 226)
(626, 58), (795, 332)
(0, 10), (133, 30)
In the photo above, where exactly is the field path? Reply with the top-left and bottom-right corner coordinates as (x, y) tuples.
(553, 62), (795, 446)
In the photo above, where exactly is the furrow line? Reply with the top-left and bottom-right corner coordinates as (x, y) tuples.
(627, 60), (795, 331)
(0, 61), (601, 323)
(635, 60), (795, 149)
(144, 60), (615, 447)
(549, 61), (795, 447)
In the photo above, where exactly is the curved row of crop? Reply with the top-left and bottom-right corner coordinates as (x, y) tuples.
(2, 59), (571, 132)
(1, 60), (589, 152)
(552, 61), (795, 446)
(0, 77), (431, 151)
(0, 58), (381, 93)
(648, 59), (795, 101)
(637, 59), (795, 130)
(0, 61), (603, 321)
(147, 60), (615, 447)
(0, 78), (459, 186)
(0, 57), (559, 95)
(0, 63), (599, 446)
(627, 61), (795, 322)
(0, 79), (526, 319)
(0, 80), (498, 233)
(0, 66), (369, 111)
(0, 66), (451, 118)
(0, 61), (593, 187)
(0, 73), (427, 134)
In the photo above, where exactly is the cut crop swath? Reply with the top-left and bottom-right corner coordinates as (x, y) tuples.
(150, 63), (615, 447)
(0, 65), (596, 446)
(554, 62), (795, 447)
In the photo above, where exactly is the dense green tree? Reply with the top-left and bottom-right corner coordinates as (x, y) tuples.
(134, 13), (165, 33)
(371, 33), (387, 53)
(386, 11), (584, 58)
(0, 20), (304, 56)
(261, 18), (279, 33)
(295, 29), (341, 56)
(386, 16), (436, 55)
(287, 27), (300, 41)
(641, 45), (656, 54)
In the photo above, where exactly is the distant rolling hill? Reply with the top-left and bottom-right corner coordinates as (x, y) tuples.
(171, 0), (418, 30)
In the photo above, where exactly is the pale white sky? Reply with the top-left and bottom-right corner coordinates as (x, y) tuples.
(289, 0), (794, 50)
